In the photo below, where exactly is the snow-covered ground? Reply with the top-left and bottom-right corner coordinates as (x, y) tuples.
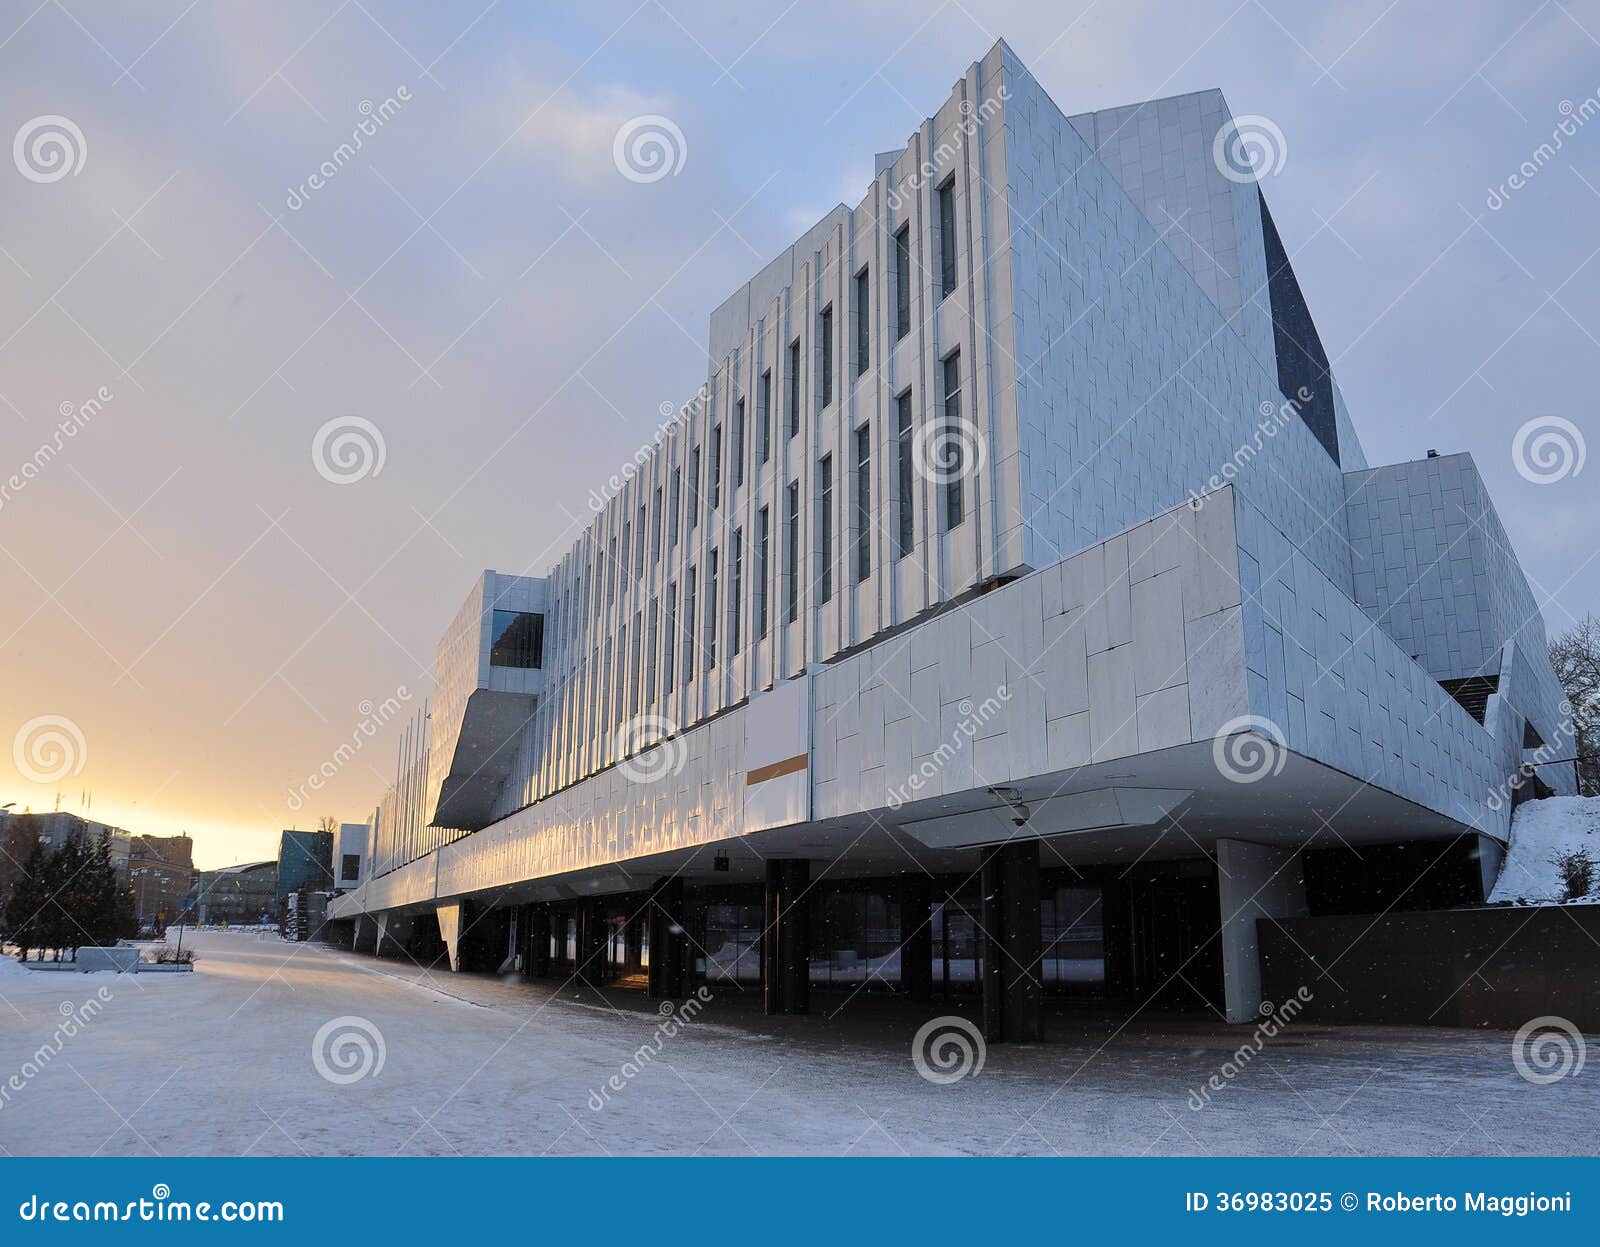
(0, 928), (1594, 1156)
(1490, 796), (1600, 904)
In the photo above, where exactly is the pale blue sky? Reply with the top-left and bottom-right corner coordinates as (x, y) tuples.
(1, 1), (1596, 866)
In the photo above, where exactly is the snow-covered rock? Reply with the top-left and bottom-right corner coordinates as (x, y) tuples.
(1489, 795), (1600, 904)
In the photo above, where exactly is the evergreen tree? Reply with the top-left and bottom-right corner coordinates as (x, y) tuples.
(3, 838), (48, 960)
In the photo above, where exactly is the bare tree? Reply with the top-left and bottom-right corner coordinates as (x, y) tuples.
(316, 816), (339, 836)
(1550, 614), (1600, 796)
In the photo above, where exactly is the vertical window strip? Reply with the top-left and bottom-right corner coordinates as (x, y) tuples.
(943, 351), (964, 530)
(896, 390), (914, 558)
(729, 529), (743, 657)
(855, 267), (870, 376)
(787, 340), (801, 437)
(856, 423), (871, 582)
(938, 178), (957, 298)
(819, 306), (834, 408)
(818, 453), (834, 605)
(759, 370), (772, 463)
(895, 224), (911, 340)
(786, 481), (799, 623)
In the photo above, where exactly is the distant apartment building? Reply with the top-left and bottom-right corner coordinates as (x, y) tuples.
(128, 833), (195, 925)
(329, 41), (1574, 1036)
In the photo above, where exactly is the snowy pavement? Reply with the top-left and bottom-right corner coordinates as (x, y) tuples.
(0, 929), (1594, 1156)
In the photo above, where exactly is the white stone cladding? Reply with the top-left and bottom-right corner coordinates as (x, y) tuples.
(489, 41), (1026, 829)
(995, 47), (1354, 597)
(1343, 453), (1572, 781)
(339, 38), (1569, 906)
(1234, 493), (1513, 835)
(1066, 90), (1279, 380)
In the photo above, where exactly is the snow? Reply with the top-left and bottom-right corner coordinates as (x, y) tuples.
(1490, 796), (1600, 904)
(0, 928), (1595, 1156)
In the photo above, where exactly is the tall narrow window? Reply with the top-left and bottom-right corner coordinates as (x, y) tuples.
(759, 369), (772, 464)
(729, 529), (743, 657)
(819, 306), (834, 408)
(894, 223), (911, 339)
(733, 399), (746, 488)
(629, 609), (641, 704)
(663, 581), (676, 688)
(636, 504), (646, 574)
(942, 350), (964, 530)
(896, 390), (915, 558)
(645, 598), (659, 703)
(682, 568), (697, 684)
(669, 469), (681, 548)
(855, 424), (872, 583)
(787, 340), (801, 438)
(709, 427), (721, 511)
(938, 177), (957, 298)
(607, 537), (617, 603)
(756, 505), (770, 637)
(818, 453), (834, 605)
(786, 482), (800, 623)
(652, 486), (663, 559)
(705, 549), (718, 671)
(855, 267), (870, 376)
(619, 522), (630, 589)
(689, 446), (701, 530)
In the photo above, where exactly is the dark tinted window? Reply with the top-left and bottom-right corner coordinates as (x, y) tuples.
(490, 609), (544, 668)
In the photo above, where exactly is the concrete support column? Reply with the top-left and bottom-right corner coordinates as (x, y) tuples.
(353, 914), (378, 955)
(1476, 835), (1506, 903)
(763, 859), (810, 1016)
(436, 902), (464, 972)
(375, 912), (413, 959)
(980, 841), (1042, 1043)
(648, 878), (687, 997)
(1216, 839), (1308, 1023)
(898, 875), (934, 1001)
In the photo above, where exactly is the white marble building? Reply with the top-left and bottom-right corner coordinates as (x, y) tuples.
(332, 41), (1572, 1031)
